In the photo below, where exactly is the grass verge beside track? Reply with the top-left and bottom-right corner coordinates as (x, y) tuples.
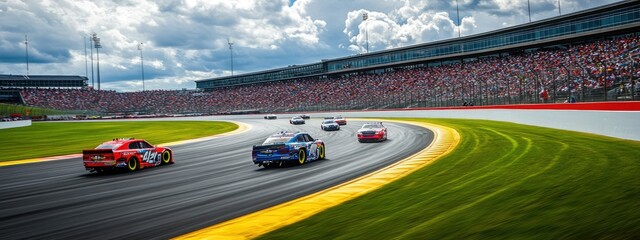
(258, 118), (640, 239)
(0, 121), (237, 162)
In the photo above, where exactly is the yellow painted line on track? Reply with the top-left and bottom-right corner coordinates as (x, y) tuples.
(0, 121), (251, 167)
(174, 119), (460, 240)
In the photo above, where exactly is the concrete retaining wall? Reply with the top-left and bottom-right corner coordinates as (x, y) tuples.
(210, 109), (640, 141)
(0, 120), (32, 129)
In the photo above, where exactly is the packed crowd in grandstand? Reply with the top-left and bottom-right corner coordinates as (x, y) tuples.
(19, 36), (640, 114)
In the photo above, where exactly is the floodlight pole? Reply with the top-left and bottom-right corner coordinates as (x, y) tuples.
(24, 35), (29, 75)
(456, 0), (461, 37)
(92, 33), (102, 90)
(363, 13), (369, 53)
(228, 37), (234, 76)
(558, 0), (562, 15)
(84, 36), (88, 78)
(527, 0), (532, 22)
(90, 35), (94, 88)
(138, 42), (145, 91)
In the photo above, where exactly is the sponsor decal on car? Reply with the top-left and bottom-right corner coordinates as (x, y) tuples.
(142, 150), (160, 164)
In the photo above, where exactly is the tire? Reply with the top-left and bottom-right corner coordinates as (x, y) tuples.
(317, 144), (325, 160)
(127, 157), (139, 172)
(161, 150), (172, 165)
(297, 149), (306, 165)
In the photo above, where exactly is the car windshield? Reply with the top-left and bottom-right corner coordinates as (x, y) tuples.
(362, 124), (382, 128)
(323, 120), (336, 124)
(95, 143), (122, 150)
(263, 136), (293, 145)
(292, 117), (301, 120)
(335, 117), (343, 120)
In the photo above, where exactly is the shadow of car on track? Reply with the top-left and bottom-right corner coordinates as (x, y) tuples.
(79, 164), (175, 177)
(254, 158), (333, 171)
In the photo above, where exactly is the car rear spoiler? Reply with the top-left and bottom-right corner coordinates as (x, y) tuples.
(252, 144), (286, 151)
(82, 149), (114, 155)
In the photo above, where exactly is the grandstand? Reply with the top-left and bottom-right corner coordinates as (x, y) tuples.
(7, 1), (640, 115)
(196, 0), (639, 89)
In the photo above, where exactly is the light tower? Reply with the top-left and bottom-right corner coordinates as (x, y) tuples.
(362, 13), (369, 53)
(456, 0), (461, 37)
(92, 33), (102, 90)
(228, 37), (234, 76)
(84, 36), (88, 78)
(24, 35), (29, 75)
(90, 34), (94, 87)
(138, 42), (145, 91)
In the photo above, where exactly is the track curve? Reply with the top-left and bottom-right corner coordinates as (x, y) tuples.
(0, 118), (433, 239)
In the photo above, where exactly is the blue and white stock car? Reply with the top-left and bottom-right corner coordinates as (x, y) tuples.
(252, 132), (325, 168)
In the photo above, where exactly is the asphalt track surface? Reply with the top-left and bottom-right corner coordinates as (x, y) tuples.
(0, 118), (433, 239)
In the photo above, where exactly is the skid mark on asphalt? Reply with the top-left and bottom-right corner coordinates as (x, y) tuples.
(174, 119), (460, 240)
(0, 121), (250, 167)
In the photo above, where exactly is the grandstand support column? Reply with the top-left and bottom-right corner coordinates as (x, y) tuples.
(629, 55), (635, 100)
(603, 62), (607, 101)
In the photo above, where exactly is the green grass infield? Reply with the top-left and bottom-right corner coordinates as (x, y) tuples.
(258, 118), (640, 239)
(0, 121), (238, 162)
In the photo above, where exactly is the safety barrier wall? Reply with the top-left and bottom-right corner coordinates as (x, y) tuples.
(210, 102), (640, 141)
(0, 120), (32, 129)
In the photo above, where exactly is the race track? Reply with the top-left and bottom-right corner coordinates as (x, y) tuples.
(0, 118), (433, 239)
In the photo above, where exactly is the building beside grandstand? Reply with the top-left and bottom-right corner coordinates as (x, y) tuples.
(0, 75), (88, 103)
(196, 0), (639, 90)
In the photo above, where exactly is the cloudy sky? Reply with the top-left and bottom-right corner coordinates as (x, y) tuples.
(0, 0), (620, 92)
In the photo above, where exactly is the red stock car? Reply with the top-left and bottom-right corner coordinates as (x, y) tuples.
(83, 138), (173, 173)
(333, 116), (347, 125)
(357, 122), (388, 142)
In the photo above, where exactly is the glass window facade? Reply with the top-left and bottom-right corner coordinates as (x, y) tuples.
(0, 75), (88, 88)
(196, 63), (324, 89)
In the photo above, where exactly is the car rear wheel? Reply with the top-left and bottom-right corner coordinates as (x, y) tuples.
(297, 149), (306, 165)
(161, 150), (172, 164)
(127, 157), (139, 172)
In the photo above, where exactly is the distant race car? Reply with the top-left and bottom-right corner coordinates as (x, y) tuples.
(83, 138), (173, 173)
(357, 122), (388, 142)
(298, 114), (310, 119)
(333, 116), (347, 125)
(264, 114), (277, 120)
(290, 116), (306, 125)
(252, 131), (325, 168)
(321, 119), (340, 131)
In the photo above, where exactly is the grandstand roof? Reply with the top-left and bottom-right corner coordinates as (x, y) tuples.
(0, 74), (88, 88)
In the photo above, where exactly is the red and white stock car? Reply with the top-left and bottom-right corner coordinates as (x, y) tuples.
(82, 138), (173, 173)
(357, 122), (388, 142)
